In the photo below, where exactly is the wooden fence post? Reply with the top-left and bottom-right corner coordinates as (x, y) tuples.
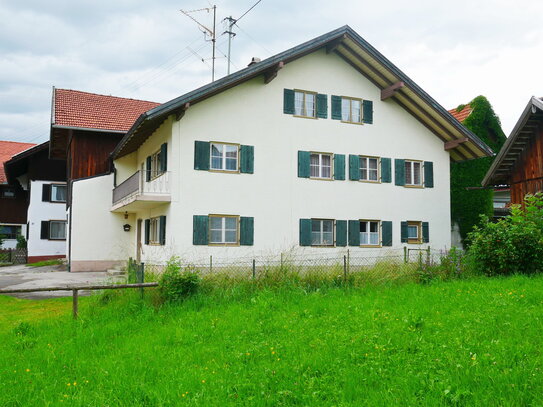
(252, 259), (256, 280)
(72, 289), (79, 320)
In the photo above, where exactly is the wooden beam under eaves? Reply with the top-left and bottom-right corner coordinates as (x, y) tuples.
(175, 103), (190, 121)
(381, 81), (405, 100)
(444, 137), (468, 151)
(264, 61), (284, 84)
(326, 34), (347, 54)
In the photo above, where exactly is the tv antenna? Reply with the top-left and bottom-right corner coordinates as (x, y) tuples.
(180, 5), (217, 81)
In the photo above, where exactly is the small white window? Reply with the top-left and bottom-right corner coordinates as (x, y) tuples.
(360, 220), (380, 246)
(341, 97), (362, 123)
(294, 91), (316, 118)
(149, 217), (160, 245)
(49, 221), (66, 240)
(311, 219), (334, 246)
(209, 215), (239, 245)
(50, 185), (66, 202)
(408, 221), (422, 243)
(2, 188), (15, 198)
(310, 153), (332, 179)
(405, 161), (422, 186)
(210, 143), (239, 172)
(360, 157), (379, 182)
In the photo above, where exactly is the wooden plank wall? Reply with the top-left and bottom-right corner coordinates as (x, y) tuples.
(69, 131), (123, 180)
(510, 124), (543, 204)
(0, 185), (28, 224)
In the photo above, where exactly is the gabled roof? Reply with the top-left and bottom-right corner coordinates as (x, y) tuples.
(52, 88), (160, 133)
(112, 25), (493, 161)
(0, 141), (36, 184)
(482, 97), (543, 186)
(448, 105), (473, 123)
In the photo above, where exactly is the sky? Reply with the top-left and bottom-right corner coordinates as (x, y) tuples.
(2, 0), (543, 145)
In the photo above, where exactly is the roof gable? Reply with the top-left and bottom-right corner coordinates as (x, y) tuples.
(448, 105), (473, 123)
(113, 25), (493, 161)
(0, 141), (36, 183)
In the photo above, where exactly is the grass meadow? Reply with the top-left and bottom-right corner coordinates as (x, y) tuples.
(0, 274), (542, 406)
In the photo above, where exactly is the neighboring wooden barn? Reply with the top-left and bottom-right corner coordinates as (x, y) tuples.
(483, 97), (543, 204)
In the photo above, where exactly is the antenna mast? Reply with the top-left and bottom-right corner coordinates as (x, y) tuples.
(223, 16), (236, 75)
(180, 5), (217, 82)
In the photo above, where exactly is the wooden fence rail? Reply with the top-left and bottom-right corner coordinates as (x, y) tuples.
(0, 282), (158, 319)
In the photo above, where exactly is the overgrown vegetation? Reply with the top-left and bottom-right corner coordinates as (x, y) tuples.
(450, 95), (507, 245)
(1, 275), (542, 406)
(158, 257), (201, 302)
(26, 259), (64, 268)
(16, 235), (27, 249)
(467, 193), (543, 276)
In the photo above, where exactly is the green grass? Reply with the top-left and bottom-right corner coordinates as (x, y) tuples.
(1, 275), (542, 406)
(26, 259), (64, 268)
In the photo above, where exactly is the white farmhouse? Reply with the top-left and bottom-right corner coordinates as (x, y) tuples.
(68, 26), (492, 271)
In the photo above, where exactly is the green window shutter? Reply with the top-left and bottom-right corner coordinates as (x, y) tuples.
(422, 222), (430, 243)
(400, 221), (408, 243)
(336, 220), (347, 247)
(144, 219), (150, 245)
(42, 184), (51, 202)
(240, 217), (254, 246)
(193, 215), (209, 245)
(299, 219), (312, 246)
(334, 154), (345, 180)
(331, 95), (342, 120)
(160, 143), (168, 172)
(316, 94), (328, 118)
(348, 220), (360, 246)
(363, 100), (373, 124)
(194, 141), (210, 171)
(381, 221), (393, 246)
(298, 151), (310, 178)
(240, 145), (254, 174)
(424, 161), (434, 188)
(146, 156), (152, 181)
(381, 157), (391, 183)
(283, 89), (295, 114)
(40, 221), (50, 240)
(395, 159), (405, 186)
(349, 155), (360, 181)
(159, 215), (167, 245)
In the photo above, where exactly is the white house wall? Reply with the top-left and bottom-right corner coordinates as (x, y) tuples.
(27, 180), (67, 259)
(70, 174), (135, 271)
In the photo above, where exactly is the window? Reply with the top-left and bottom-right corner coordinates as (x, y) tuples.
(149, 150), (164, 179)
(0, 225), (21, 239)
(49, 221), (67, 240)
(360, 220), (380, 246)
(210, 143), (239, 172)
(149, 218), (160, 244)
(360, 156), (379, 182)
(341, 97), (362, 123)
(311, 219), (334, 246)
(310, 153), (332, 179)
(50, 185), (66, 202)
(407, 221), (421, 243)
(209, 215), (239, 245)
(294, 90), (316, 118)
(405, 160), (422, 186)
(1, 188), (15, 198)
(145, 216), (166, 245)
(146, 143), (168, 181)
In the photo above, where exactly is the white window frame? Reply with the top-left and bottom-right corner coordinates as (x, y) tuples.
(341, 97), (363, 123)
(311, 219), (334, 247)
(360, 220), (381, 247)
(149, 150), (165, 180)
(405, 160), (423, 186)
(210, 143), (239, 172)
(209, 215), (239, 246)
(294, 90), (317, 118)
(149, 217), (160, 245)
(49, 220), (67, 240)
(359, 156), (379, 182)
(50, 184), (67, 203)
(407, 221), (422, 244)
(310, 152), (333, 179)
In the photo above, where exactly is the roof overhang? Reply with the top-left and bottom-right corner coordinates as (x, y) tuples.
(4, 142), (49, 184)
(482, 97), (543, 187)
(112, 25), (493, 161)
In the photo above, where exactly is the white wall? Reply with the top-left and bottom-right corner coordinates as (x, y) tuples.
(76, 48), (453, 266)
(27, 180), (67, 258)
(70, 174), (135, 271)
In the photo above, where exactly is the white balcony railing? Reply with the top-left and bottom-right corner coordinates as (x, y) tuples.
(112, 170), (171, 208)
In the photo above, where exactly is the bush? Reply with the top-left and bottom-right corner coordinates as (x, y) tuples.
(158, 257), (201, 302)
(467, 193), (543, 276)
(16, 235), (26, 249)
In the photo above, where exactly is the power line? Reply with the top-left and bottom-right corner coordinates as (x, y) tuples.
(237, 0), (262, 23)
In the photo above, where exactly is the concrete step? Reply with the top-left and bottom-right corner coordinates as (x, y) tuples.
(106, 269), (127, 277)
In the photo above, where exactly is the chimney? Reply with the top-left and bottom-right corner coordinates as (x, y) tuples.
(247, 57), (261, 67)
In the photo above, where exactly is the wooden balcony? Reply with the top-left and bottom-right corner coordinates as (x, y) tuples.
(111, 170), (171, 212)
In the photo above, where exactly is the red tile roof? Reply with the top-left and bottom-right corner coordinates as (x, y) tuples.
(53, 89), (160, 132)
(0, 141), (36, 183)
(448, 105), (473, 123)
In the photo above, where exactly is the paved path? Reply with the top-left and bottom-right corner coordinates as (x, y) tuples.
(0, 264), (119, 300)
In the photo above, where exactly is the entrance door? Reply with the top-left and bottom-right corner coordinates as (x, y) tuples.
(136, 219), (142, 263)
